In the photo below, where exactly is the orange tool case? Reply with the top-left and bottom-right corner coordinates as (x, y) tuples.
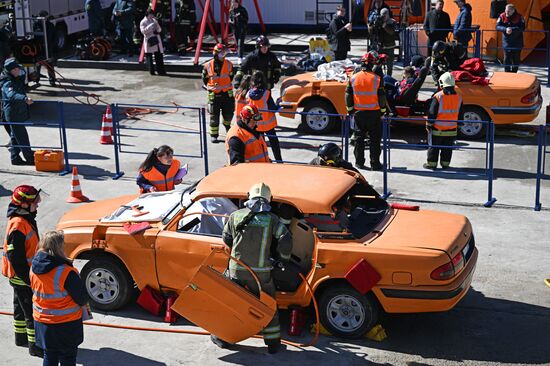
(34, 150), (65, 172)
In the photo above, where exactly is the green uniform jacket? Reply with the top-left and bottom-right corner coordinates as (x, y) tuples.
(222, 207), (292, 277)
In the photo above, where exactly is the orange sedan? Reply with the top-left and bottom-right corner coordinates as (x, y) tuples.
(279, 70), (542, 139)
(58, 163), (477, 339)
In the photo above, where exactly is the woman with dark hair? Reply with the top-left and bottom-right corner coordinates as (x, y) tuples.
(140, 8), (166, 75)
(136, 145), (185, 193)
(234, 74), (251, 121)
(246, 71), (282, 162)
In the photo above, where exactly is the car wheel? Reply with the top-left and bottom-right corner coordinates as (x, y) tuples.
(459, 107), (489, 140)
(318, 284), (379, 339)
(81, 257), (133, 311)
(301, 99), (338, 135)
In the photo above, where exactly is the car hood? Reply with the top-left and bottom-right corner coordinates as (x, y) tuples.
(57, 195), (138, 229)
(371, 208), (471, 256)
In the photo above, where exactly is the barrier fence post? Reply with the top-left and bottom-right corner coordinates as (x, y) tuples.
(201, 107), (209, 176)
(343, 115), (349, 161)
(547, 31), (550, 87)
(57, 101), (70, 176)
(534, 125), (544, 211)
(111, 104), (124, 180)
(382, 117), (391, 199)
(484, 121), (497, 207)
(475, 29), (481, 58)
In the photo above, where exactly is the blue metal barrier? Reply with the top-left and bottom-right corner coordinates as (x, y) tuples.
(110, 103), (208, 180)
(534, 124), (549, 211)
(382, 116), (496, 207)
(0, 101), (70, 176)
(263, 109), (350, 164)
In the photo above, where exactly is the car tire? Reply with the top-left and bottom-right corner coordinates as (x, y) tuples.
(81, 256), (133, 311)
(301, 99), (338, 135)
(459, 106), (489, 140)
(318, 284), (379, 339)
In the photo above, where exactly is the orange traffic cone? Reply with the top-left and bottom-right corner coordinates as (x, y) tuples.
(99, 113), (113, 144)
(66, 166), (90, 203)
(105, 105), (113, 134)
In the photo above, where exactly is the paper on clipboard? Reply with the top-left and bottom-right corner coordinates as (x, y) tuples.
(175, 164), (188, 181)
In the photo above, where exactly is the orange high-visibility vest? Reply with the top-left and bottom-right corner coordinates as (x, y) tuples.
(30, 263), (82, 324)
(351, 71), (381, 111)
(2, 217), (38, 284)
(235, 92), (247, 119)
(140, 159), (181, 193)
(434, 91), (462, 131)
(225, 124), (270, 164)
(205, 59), (233, 93)
(246, 89), (277, 132)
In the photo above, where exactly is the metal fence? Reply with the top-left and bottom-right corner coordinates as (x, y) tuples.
(110, 103), (209, 180)
(534, 124), (549, 211)
(1, 100), (70, 176)
(381, 116), (496, 207)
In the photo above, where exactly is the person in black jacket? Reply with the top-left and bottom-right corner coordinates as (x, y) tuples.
(30, 231), (88, 366)
(233, 36), (281, 90)
(453, 0), (473, 48)
(310, 143), (359, 173)
(229, 0), (248, 59)
(328, 5), (352, 61)
(496, 4), (525, 73)
(423, 0), (452, 56)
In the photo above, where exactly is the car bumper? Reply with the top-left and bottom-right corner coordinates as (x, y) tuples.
(489, 96), (543, 124)
(373, 247), (478, 313)
(278, 101), (299, 119)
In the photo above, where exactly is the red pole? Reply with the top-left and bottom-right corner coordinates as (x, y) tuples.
(219, 0), (226, 43)
(222, 0), (230, 42)
(197, 0), (219, 42)
(194, 0), (212, 65)
(252, 0), (266, 34)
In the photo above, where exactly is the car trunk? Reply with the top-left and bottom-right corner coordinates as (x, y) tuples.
(370, 209), (471, 257)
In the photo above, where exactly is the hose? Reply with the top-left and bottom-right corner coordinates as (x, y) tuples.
(0, 273), (320, 349)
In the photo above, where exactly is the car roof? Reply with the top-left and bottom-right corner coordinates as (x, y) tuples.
(193, 163), (359, 214)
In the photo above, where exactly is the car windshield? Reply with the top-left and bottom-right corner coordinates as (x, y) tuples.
(101, 187), (194, 223)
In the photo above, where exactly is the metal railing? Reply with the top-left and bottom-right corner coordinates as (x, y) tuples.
(382, 116), (496, 207)
(110, 103), (209, 180)
(1, 100), (70, 175)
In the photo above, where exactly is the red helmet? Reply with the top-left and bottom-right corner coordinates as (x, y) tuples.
(360, 51), (379, 64)
(240, 104), (261, 121)
(213, 43), (227, 56)
(11, 185), (39, 206)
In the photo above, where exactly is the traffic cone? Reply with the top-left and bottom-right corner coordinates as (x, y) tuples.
(105, 105), (113, 134)
(99, 113), (113, 144)
(66, 166), (90, 203)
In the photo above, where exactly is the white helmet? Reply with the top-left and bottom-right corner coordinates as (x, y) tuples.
(438, 72), (455, 89)
(248, 182), (272, 201)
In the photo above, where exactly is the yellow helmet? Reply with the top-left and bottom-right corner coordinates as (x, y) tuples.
(438, 72), (455, 89)
(248, 182), (272, 201)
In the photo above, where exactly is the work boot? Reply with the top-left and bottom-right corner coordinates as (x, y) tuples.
(210, 136), (218, 143)
(210, 335), (231, 349)
(370, 161), (383, 171)
(11, 156), (26, 166)
(267, 343), (283, 354)
(355, 163), (367, 170)
(440, 162), (450, 169)
(423, 162), (437, 170)
(15, 333), (28, 347)
(29, 343), (44, 358)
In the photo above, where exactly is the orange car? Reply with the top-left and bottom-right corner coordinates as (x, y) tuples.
(58, 164), (477, 339)
(279, 70), (542, 139)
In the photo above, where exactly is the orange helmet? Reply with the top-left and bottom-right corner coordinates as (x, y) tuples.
(11, 185), (39, 206)
(240, 104), (261, 121)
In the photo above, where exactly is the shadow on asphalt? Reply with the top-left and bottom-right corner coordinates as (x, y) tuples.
(387, 167), (543, 180)
(78, 347), (166, 366)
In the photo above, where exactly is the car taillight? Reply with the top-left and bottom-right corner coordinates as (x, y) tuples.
(431, 252), (465, 280)
(431, 262), (454, 280)
(521, 90), (538, 104)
